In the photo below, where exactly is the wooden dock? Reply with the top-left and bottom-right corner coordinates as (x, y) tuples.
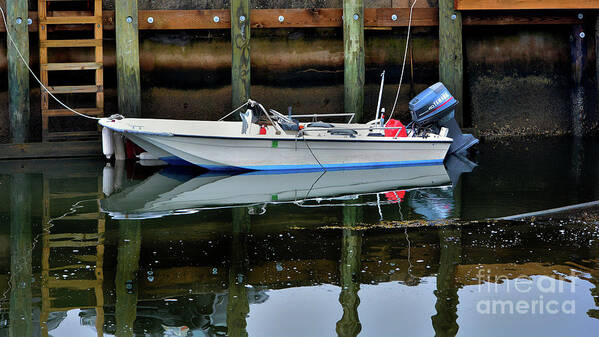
(0, 0), (598, 157)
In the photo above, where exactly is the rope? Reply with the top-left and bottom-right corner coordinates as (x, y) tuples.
(217, 99), (254, 121)
(388, 0), (418, 122)
(0, 5), (102, 120)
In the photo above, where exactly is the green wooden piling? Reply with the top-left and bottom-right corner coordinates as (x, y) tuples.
(115, 0), (141, 118)
(439, 0), (464, 126)
(9, 174), (32, 337)
(115, 219), (141, 337)
(231, 0), (251, 112)
(343, 0), (365, 122)
(7, 0), (30, 143)
(571, 24), (586, 138)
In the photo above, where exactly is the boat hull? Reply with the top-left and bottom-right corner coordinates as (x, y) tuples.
(131, 133), (451, 171)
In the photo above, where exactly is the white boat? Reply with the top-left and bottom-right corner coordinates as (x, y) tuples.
(99, 82), (477, 171)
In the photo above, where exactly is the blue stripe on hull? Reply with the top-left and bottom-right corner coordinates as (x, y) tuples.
(160, 156), (444, 172)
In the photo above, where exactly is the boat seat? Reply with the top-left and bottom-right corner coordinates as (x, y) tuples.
(328, 129), (357, 137)
(307, 122), (335, 128)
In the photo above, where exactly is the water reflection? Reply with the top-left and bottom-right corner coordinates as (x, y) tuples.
(1, 137), (599, 336)
(9, 174), (32, 337)
(101, 163), (456, 220)
(337, 201), (363, 337)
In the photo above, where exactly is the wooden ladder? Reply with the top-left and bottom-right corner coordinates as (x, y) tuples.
(40, 174), (105, 337)
(38, 0), (104, 141)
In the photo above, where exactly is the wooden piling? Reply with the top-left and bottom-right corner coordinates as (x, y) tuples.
(343, 0), (365, 122)
(231, 0), (251, 112)
(439, 0), (464, 125)
(6, 0), (30, 143)
(571, 24), (586, 138)
(115, 0), (141, 118)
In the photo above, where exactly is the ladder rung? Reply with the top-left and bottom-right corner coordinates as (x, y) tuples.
(47, 85), (101, 94)
(49, 233), (101, 240)
(58, 212), (102, 220)
(48, 264), (95, 271)
(43, 108), (103, 117)
(49, 240), (101, 248)
(77, 255), (98, 262)
(43, 62), (102, 71)
(48, 279), (102, 289)
(41, 39), (102, 47)
(42, 16), (100, 25)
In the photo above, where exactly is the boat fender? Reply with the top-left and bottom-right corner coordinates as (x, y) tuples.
(113, 132), (126, 161)
(102, 127), (114, 159)
(102, 163), (114, 196)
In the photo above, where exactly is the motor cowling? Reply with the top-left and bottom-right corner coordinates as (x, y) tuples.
(409, 82), (457, 126)
(409, 82), (479, 155)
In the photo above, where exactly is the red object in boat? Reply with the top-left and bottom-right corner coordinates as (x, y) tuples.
(385, 190), (406, 203)
(385, 119), (407, 138)
(259, 125), (267, 135)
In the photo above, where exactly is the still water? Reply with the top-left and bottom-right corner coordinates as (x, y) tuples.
(0, 137), (598, 337)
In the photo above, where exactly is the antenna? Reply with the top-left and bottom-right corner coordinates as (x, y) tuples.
(375, 70), (385, 121)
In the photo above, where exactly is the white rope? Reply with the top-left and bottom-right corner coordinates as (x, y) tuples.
(0, 5), (102, 120)
(388, 0), (418, 122)
(217, 99), (254, 121)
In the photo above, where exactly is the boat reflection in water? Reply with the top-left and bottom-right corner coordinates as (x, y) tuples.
(101, 158), (473, 220)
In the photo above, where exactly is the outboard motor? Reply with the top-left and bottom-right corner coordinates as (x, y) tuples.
(409, 82), (478, 155)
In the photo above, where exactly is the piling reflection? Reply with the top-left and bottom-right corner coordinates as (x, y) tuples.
(431, 229), (461, 337)
(9, 174), (32, 337)
(227, 208), (250, 337)
(336, 200), (363, 337)
(115, 220), (141, 337)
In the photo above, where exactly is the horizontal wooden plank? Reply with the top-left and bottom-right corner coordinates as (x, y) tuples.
(463, 11), (582, 25)
(47, 85), (102, 94)
(456, 0), (599, 10)
(49, 233), (101, 240)
(0, 141), (101, 160)
(47, 279), (102, 289)
(0, 8), (588, 32)
(42, 16), (100, 25)
(41, 39), (102, 47)
(43, 108), (103, 117)
(43, 62), (103, 71)
(44, 131), (100, 140)
(49, 240), (101, 247)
